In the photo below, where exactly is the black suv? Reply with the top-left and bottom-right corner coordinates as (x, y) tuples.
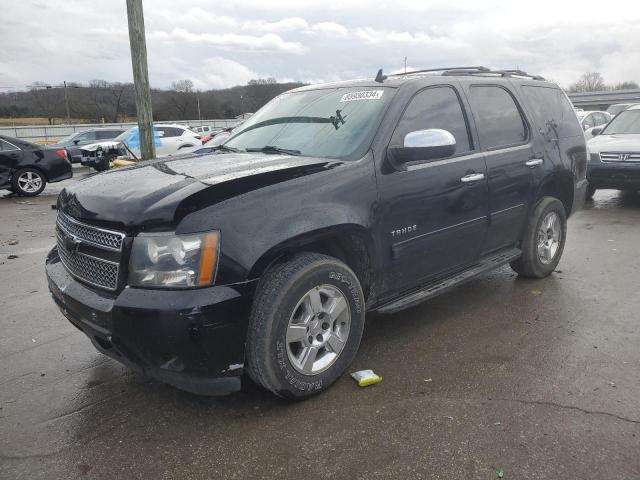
(46, 67), (587, 399)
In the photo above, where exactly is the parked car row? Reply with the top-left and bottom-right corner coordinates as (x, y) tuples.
(79, 124), (201, 171)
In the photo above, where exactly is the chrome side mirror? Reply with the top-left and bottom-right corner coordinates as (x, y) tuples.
(389, 129), (457, 164)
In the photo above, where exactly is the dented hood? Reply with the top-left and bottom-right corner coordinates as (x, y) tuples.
(57, 152), (342, 230)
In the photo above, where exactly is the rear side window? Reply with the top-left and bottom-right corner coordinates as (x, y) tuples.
(0, 139), (20, 152)
(521, 86), (583, 138)
(468, 86), (527, 149)
(96, 130), (122, 140)
(158, 127), (182, 137)
(391, 86), (472, 153)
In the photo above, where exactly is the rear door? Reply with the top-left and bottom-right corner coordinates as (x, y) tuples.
(0, 139), (23, 187)
(464, 84), (535, 254)
(377, 84), (489, 295)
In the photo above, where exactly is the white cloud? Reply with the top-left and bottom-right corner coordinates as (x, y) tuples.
(148, 28), (306, 54)
(197, 57), (260, 89)
(1, 0), (639, 90)
(242, 17), (310, 33)
(311, 22), (348, 37)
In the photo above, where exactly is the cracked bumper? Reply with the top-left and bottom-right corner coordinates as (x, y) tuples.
(46, 247), (257, 396)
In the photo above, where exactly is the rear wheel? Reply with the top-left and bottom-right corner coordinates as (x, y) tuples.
(12, 168), (46, 196)
(510, 197), (567, 278)
(246, 253), (365, 399)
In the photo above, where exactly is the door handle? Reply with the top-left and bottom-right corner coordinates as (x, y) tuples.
(460, 173), (485, 183)
(525, 158), (543, 168)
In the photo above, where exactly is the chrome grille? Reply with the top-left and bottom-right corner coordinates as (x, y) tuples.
(600, 152), (640, 163)
(55, 212), (125, 291)
(57, 210), (125, 251)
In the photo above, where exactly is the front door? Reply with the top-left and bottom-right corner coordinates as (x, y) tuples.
(377, 85), (489, 297)
(464, 84), (535, 254)
(0, 139), (23, 188)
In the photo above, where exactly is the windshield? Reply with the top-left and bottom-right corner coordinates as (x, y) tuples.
(601, 109), (640, 135)
(224, 87), (394, 160)
(115, 127), (135, 142)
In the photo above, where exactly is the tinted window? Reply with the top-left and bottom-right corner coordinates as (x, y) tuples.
(582, 114), (595, 129)
(391, 86), (471, 153)
(75, 131), (97, 142)
(469, 86), (527, 149)
(594, 113), (608, 126)
(158, 127), (182, 137)
(0, 139), (20, 152)
(521, 86), (583, 138)
(96, 130), (123, 140)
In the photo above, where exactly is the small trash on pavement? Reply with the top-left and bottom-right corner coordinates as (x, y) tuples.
(498, 466), (504, 478)
(351, 369), (382, 387)
(8, 239), (19, 245)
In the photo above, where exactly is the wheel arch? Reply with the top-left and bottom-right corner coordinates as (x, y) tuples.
(248, 224), (377, 301)
(535, 170), (574, 215)
(12, 164), (48, 182)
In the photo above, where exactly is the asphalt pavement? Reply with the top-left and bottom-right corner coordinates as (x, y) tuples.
(1, 185), (639, 479)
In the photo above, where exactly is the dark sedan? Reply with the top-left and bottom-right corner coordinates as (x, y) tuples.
(0, 135), (72, 196)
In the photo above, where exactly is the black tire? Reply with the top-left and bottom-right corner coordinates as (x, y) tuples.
(246, 253), (365, 399)
(586, 184), (596, 199)
(11, 167), (46, 196)
(93, 154), (115, 172)
(510, 196), (567, 278)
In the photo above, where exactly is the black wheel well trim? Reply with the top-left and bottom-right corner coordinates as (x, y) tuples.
(248, 224), (376, 301)
(535, 171), (574, 216)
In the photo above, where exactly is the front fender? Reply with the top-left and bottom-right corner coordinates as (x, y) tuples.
(176, 156), (378, 285)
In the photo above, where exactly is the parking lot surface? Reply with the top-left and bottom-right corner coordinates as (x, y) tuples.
(1, 187), (639, 479)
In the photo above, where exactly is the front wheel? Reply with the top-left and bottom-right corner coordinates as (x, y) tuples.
(93, 154), (115, 172)
(246, 253), (365, 399)
(12, 168), (46, 196)
(510, 196), (567, 278)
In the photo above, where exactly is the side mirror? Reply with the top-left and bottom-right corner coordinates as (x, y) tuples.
(388, 129), (456, 164)
(591, 127), (602, 136)
(73, 139), (80, 145)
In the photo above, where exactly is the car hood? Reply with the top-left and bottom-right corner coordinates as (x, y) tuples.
(81, 141), (121, 152)
(57, 152), (343, 231)
(588, 134), (640, 154)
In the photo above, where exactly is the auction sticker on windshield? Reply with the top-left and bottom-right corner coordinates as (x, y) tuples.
(339, 90), (384, 102)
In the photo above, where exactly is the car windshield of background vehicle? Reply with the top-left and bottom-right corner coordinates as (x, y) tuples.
(602, 109), (640, 135)
(224, 87), (395, 160)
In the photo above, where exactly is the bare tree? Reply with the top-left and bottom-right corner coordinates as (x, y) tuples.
(29, 82), (63, 124)
(568, 72), (607, 93)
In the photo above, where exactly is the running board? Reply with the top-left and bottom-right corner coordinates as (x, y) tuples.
(377, 248), (522, 314)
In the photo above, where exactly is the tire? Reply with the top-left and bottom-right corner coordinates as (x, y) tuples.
(12, 167), (46, 196)
(93, 154), (115, 172)
(510, 196), (567, 278)
(586, 184), (596, 199)
(246, 253), (365, 399)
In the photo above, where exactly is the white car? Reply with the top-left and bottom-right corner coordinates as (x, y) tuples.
(80, 124), (201, 169)
(576, 110), (611, 133)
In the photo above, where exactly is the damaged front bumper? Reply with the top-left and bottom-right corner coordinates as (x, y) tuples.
(45, 246), (257, 396)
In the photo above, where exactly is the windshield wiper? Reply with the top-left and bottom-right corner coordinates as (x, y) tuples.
(211, 144), (242, 153)
(245, 146), (302, 156)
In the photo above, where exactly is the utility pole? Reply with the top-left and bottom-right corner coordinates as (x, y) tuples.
(404, 56), (407, 74)
(63, 81), (71, 122)
(126, 0), (155, 160)
(196, 90), (201, 125)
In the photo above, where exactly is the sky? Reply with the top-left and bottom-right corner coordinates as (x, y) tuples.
(1, 0), (640, 91)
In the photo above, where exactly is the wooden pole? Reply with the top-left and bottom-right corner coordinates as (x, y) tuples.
(126, 0), (155, 160)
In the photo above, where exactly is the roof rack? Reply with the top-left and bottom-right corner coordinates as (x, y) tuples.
(384, 66), (545, 81)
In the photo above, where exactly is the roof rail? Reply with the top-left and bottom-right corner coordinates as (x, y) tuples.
(387, 66), (545, 81)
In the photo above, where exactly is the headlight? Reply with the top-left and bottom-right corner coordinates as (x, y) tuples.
(128, 231), (220, 288)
